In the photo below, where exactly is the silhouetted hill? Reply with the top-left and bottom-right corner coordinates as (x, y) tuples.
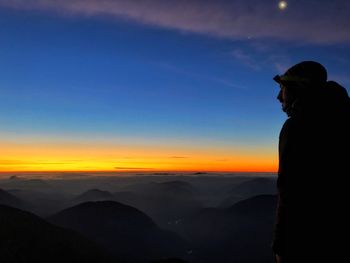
(73, 189), (114, 203)
(220, 177), (276, 207)
(49, 201), (188, 262)
(0, 188), (24, 208)
(0, 205), (114, 263)
(113, 181), (202, 228)
(180, 195), (277, 263)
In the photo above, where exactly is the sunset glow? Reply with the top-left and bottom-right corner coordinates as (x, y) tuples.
(0, 141), (277, 172)
(0, 138), (276, 172)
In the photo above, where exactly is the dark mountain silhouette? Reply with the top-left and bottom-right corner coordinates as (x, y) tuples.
(0, 205), (114, 263)
(73, 188), (114, 203)
(179, 195), (277, 263)
(219, 177), (276, 207)
(0, 188), (25, 208)
(7, 189), (71, 217)
(113, 181), (202, 228)
(49, 201), (189, 262)
(0, 176), (278, 263)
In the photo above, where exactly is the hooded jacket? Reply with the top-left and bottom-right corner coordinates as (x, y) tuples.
(272, 81), (350, 261)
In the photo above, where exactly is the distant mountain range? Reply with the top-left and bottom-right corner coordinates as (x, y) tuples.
(219, 177), (276, 207)
(73, 188), (114, 203)
(5, 188), (71, 217)
(0, 178), (55, 193)
(0, 188), (25, 209)
(0, 176), (278, 263)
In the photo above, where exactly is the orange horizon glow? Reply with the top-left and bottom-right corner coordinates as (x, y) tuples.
(0, 141), (278, 173)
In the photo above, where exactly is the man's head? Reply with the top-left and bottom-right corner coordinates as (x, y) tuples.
(274, 61), (328, 115)
(274, 61), (327, 85)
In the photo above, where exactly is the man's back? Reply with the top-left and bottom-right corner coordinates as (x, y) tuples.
(273, 62), (350, 262)
(278, 102), (349, 261)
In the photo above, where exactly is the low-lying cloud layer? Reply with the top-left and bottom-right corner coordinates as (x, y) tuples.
(1, 0), (349, 44)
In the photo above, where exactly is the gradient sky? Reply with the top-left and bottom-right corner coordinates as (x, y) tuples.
(0, 0), (349, 172)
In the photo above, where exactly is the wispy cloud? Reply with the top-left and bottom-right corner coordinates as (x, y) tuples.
(0, 160), (73, 165)
(1, 0), (349, 44)
(155, 61), (245, 89)
(169, 156), (187, 159)
(0, 160), (30, 165)
(328, 74), (350, 86)
(230, 43), (292, 73)
(114, 167), (154, 170)
(53, 173), (92, 179)
(231, 49), (262, 71)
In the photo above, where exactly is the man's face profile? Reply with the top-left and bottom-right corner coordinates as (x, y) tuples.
(277, 85), (290, 113)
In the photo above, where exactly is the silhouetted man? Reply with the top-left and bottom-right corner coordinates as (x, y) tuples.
(272, 61), (350, 263)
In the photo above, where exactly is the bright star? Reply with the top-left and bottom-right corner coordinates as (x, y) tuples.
(278, 1), (288, 10)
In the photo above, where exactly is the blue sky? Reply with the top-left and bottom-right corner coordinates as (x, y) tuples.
(0, 0), (349, 172)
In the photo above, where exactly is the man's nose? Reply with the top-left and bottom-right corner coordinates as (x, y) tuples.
(277, 90), (282, 101)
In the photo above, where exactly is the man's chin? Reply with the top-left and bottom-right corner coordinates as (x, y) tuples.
(282, 105), (292, 116)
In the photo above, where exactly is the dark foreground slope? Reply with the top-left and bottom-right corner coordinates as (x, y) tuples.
(180, 195), (277, 263)
(0, 205), (114, 263)
(49, 201), (189, 262)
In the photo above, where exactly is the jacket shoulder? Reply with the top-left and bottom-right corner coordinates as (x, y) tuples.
(280, 117), (300, 137)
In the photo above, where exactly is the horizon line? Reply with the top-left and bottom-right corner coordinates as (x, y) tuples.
(0, 170), (277, 174)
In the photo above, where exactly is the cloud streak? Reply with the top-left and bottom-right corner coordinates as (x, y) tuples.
(230, 43), (292, 73)
(0, 160), (73, 165)
(114, 167), (154, 170)
(1, 0), (350, 44)
(231, 49), (262, 71)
